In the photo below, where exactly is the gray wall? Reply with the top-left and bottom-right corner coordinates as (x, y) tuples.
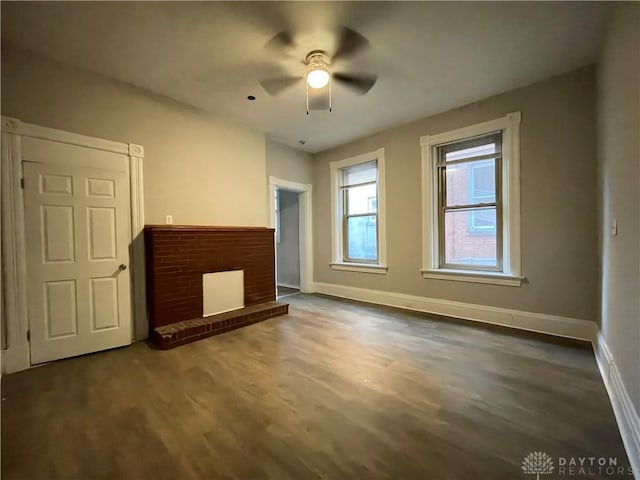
(1, 42), (268, 227)
(277, 190), (301, 288)
(597, 2), (640, 411)
(266, 139), (313, 185)
(1, 42), (275, 344)
(313, 67), (598, 322)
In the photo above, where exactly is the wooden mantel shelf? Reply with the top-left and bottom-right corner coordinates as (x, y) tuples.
(144, 225), (275, 232)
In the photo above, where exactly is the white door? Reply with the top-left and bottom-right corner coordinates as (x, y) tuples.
(23, 145), (132, 364)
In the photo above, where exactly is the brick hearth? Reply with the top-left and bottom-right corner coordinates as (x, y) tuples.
(151, 301), (289, 349)
(144, 225), (288, 348)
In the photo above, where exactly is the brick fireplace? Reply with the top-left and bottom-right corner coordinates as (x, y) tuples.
(144, 225), (288, 348)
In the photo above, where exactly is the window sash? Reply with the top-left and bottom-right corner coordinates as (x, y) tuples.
(437, 152), (502, 167)
(339, 180), (376, 190)
(437, 135), (503, 271)
(341, 179), (379, 263)
(438, 132), (502, 160)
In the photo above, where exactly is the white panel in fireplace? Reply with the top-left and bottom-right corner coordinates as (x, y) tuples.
(202, 270), (244, 317)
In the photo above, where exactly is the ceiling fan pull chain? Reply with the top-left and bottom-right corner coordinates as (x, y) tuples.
(306, 80), (309, 115)
(329, 77), (333, 113)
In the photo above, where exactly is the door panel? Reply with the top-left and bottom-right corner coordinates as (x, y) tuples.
(41, 174), (73, 195)
(42, 205), (76, 262)
(89, 277), (119, 331)
(86, 178), (115, 197)
(87, 207), (117, 260)
(44, 280), (78, 338)
(24, 155), (132, 364)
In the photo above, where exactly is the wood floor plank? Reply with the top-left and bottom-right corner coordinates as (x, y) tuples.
(1, 293), (631, 479)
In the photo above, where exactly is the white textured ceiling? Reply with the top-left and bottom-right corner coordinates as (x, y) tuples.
(1, 1), (609, 153)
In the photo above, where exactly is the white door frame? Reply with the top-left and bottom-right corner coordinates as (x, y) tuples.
(269, 176), (313, 294)
(1, 116), (146, 373)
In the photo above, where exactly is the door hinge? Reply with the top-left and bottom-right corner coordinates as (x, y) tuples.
(26, 330), (30, 342)
(20, 178), (25, 189)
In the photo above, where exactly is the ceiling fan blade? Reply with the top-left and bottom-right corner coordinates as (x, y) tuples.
(259, 76), (303, 96)
(265, 30), (296, 54)
(332, 26), (370, 62)
(333, 72), (377, 95)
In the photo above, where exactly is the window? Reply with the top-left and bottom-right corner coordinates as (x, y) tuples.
(343, 160), (378, 262)
(438, 133), (501, 269)
(330, 149), (387, 274)
(421, 113), (522, 286)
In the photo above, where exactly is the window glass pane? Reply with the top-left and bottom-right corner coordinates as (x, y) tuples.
(470, 208), (497, 232)
(347, 215), (377, 260)
(444, 208), (497, 267)
(347, 183), (377, 214)
(471, 162), (496, 202)
(343, 160), (377, 186)
(445, 159), (495, 206)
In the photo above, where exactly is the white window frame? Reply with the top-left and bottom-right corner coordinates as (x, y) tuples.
(330, 148), (388, 274)
(420, 112), (523, 286)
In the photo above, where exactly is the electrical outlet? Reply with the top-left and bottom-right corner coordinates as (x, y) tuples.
(165, 215), (173, 225)
(611, 219), (617, 236)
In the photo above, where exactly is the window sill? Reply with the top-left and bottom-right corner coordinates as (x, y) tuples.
(420, 269), (524, 286)
(330, 262), (388, 274)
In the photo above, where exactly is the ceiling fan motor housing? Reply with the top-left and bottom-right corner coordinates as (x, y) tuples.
(305, 50), (329, 65)
(258, 28), (377, 97)
(305, 51), (331, 89)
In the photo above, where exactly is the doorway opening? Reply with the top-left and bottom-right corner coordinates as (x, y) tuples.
(275, 188), (301, 299)
(268, 177), (313, 299)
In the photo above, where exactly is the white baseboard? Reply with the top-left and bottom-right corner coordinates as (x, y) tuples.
(595, 333), (640, 478)
(313, 282), (598, 342)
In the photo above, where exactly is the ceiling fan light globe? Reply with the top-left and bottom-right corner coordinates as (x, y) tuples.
(307, 69), (330, 89)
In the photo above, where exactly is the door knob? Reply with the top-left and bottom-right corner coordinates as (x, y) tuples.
(119, 264), (127, 271)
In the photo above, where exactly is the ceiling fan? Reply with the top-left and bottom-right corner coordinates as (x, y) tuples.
(258, 26), (378, 113)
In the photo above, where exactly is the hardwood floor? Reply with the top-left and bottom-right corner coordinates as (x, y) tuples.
(1, 294), (631, 479)
(277, 285), (300, 298)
